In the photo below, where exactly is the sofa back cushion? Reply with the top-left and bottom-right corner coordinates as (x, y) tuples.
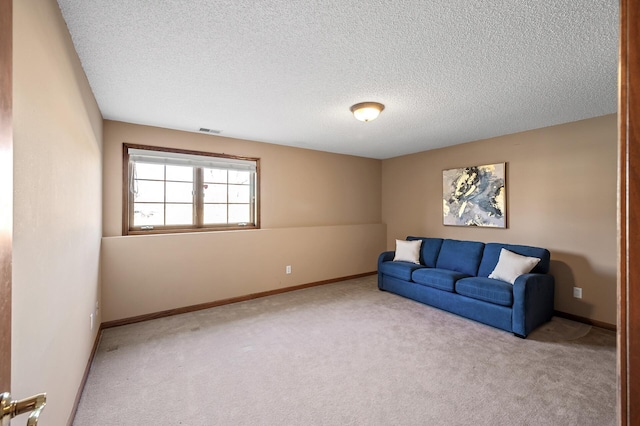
(477, 243), (551, 277)
(406, 237), (444, 267)
(435, 239), (485, 276)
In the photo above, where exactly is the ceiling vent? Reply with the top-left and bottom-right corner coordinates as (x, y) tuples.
(199, 128), (222, 134)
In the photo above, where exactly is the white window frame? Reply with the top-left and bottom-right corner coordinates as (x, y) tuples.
(123, 143), (260, 235)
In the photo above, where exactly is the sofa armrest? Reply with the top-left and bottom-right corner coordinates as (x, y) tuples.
(377, 251), (395, 290)
(378, 251), (395, 269)
(512, 273), (555, 337)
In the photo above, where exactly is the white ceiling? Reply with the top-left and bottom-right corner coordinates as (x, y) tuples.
(56, 0), (618, 160)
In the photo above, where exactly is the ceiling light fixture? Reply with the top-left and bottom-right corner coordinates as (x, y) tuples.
(350, 102), (385, 122)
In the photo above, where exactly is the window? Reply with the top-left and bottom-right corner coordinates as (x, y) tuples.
(123, 144), (259, 235)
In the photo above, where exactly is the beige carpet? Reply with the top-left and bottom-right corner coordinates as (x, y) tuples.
(73, 276), (616, 425)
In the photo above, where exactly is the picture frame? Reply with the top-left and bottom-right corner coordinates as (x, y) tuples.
(442, 163), (506, 228)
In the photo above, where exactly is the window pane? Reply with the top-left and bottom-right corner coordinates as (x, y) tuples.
(203, 168), (227, 183)
(203, 184), (227, 203)
(134, 180), (164, 202)
(134, 163), (164, 180)
(204, 204), (227, 224)
(229, 204), (250, 223)
(127, 145), (259, 234)
(228, 184), (250, 203)
(166, 181), (193, 202)
(166, 204), (193, 225)
(229, 170), (250, 184)
(166, 165), (193, 182)
(134, 203), (164, 226)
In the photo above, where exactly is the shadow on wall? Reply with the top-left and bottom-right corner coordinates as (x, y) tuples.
(549, 251), (616, 319)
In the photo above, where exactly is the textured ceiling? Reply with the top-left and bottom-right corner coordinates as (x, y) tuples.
(56, 0), (618, 159)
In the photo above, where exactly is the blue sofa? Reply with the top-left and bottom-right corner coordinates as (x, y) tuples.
(377, 237), (555, 337)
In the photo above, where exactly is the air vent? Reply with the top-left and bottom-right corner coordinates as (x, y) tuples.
(199, 128), (222, 134)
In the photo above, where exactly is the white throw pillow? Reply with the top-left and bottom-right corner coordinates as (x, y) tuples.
(488, 248), (541, 284)
(393, 239), (422, 264)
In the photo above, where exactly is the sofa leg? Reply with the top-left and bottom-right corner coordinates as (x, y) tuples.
(513, 333), (526, 339)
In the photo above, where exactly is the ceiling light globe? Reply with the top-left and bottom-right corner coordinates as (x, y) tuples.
(350, 102), (385, 122)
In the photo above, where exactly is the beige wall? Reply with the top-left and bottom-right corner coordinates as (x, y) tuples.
(382, 115), (617, 325)
(102, 224), (384, 321)
(103, 121), (382, 236)
(12, 1), (103, 425)
(102, 121), (384, 321)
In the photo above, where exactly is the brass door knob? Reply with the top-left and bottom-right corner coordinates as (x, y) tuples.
(0, 392), (46, 426)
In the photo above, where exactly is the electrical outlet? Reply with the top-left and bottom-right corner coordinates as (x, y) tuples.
(573, 287), (582, 299)
(286, 265), (292, 274)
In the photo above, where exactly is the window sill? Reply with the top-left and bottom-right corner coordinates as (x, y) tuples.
(125, 225), (260, 236)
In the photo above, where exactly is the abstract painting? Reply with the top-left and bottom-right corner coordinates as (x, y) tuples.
(442, 163), (506, 227)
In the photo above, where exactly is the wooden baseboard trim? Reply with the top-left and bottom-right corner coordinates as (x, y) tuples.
(554, 310), (616, 331)
(67, 324), (103, 426)
(102, 271), (377, 329)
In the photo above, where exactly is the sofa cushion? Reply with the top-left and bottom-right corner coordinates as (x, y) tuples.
(393, 239), (421, 264)
(488, 248), (541, 284)
(379, 261), (424, 281)
(406, 237), (444, 267)
(477, 243), (551, 277)
(411, 268), (469, 292)
(455, 277), (514, 307)
(436, 239), (485, 276)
